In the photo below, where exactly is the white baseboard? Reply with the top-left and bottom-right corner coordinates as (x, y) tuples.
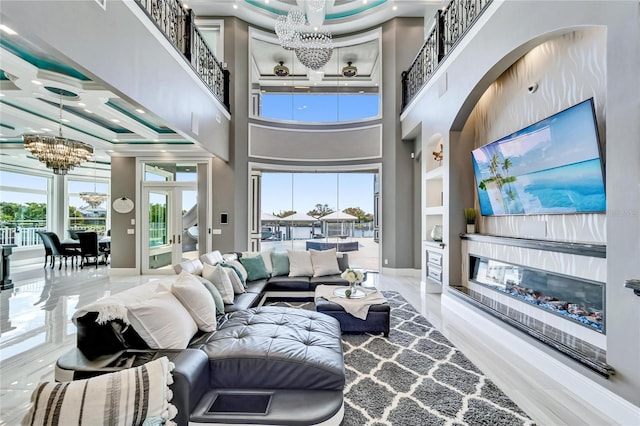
(380, 267), (420, 277)
(442, 293), (640, 425)
(109, 268), (139, 275)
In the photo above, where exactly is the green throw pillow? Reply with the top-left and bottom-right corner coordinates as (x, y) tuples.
(195, 275), (225, 315)
(240, 255), (270, 281)
(270, 251), (290, 277)
(221, 262), (247, 288)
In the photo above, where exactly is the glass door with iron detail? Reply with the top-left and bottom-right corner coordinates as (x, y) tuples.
(142, 186), (197, 273)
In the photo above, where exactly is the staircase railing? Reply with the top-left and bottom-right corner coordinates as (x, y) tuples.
(134, 0), (230, 111)
(402, 0), (492, 110)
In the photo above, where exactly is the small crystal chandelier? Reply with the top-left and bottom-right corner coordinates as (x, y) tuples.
(295, 30), (333, 71)
(23, 96), (93, 175)
(80, 158), (107, 208)
(275, 3), (333, 71)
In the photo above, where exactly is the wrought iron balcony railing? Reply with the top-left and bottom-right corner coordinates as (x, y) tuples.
(402, 0), (492, 110)
(135, 0), (230, 111)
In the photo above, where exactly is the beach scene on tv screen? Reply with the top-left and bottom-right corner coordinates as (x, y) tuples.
(472, 100), (606, 216)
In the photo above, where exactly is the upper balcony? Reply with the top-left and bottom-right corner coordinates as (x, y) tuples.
(401, 0), (493, 112)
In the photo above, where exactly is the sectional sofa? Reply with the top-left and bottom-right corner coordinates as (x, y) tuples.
(56, 248), (352, 425)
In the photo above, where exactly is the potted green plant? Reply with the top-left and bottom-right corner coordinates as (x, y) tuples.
(464, 208), (477, 233)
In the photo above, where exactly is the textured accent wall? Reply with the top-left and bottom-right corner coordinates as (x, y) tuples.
(469, 28), (607, 244)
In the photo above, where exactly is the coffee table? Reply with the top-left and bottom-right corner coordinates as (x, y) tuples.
(314, 286), (390, 336)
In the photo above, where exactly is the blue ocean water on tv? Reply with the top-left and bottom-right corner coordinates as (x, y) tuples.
(478, 159), (606, 215)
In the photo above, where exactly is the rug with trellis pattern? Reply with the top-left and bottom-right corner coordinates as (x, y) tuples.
(267, 291), (535, 426)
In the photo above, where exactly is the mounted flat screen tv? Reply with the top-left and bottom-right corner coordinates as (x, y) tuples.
(471, 98), (605, 216)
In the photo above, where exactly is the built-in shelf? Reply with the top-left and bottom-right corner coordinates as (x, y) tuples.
(425, 206), (444, 215)
(424, 166), (444, 180)
(460, 233), (606, 258)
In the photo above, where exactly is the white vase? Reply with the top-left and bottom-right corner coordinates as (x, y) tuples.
(466, 224), (476, 234)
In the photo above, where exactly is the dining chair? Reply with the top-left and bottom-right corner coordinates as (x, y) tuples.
(77, 232), (103, 269)
(35, 231), (53, 268)
(41, 232), (78, 270)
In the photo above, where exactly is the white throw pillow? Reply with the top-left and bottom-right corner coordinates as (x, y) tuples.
(241, 250), (273, 275)
(171, 271), (218, 332)
(288, 250), (314, 277)
(202, 263), (235, 304)
(310, 248), (341, 277)
(22, 357), (176, 426)
(225, 259), (248, 280)
(223, 267), (246, 294)
(200, 250), (224, 266)
(128, 291), (198, 349)
(173, 258), (204, 275)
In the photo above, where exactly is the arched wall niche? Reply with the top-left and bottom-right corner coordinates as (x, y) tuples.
(458, 26), (606, 244)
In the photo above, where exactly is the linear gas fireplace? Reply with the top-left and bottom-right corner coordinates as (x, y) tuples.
(468, 256), (605, 332)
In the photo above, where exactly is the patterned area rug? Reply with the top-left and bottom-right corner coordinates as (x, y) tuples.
(267, 291), (535, 426)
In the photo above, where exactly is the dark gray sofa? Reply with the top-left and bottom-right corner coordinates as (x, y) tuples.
(55, 250), (352, 425)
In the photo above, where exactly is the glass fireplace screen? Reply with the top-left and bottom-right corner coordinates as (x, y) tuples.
(469, 256), (605, 332)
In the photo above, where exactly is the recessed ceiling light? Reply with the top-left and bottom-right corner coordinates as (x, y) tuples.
(78, 102), (86, 107)
(84, 109), (93, 113)
(0, 93), (4, 97)
(41, 127), (52, 132)
(233, 4), (238, 9)
(112, 138), (119, 142)
(160, 150), (167, 153)
(111, 118), (120, 123)
(31, 80), (42, 85)
(107, 149), (114, 153)
(392, 5), (397, 11)
(0, 25), (17, 35)
(135, 108), (145, 114)
(363, 0), (367, 4)
(153, 139), (160, 142)
(61, 118), (70, 123)
(344, 83), (349, 86)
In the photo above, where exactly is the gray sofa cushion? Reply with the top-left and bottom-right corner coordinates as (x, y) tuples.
(309, 275), (349, 290)
(223, 292), (260, 313)
(202, 307), (344, 390)
(264, 276), (311, 291)
(245, 279), (268, 294)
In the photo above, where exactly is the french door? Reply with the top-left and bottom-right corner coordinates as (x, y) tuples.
(141, 184), (197, 273)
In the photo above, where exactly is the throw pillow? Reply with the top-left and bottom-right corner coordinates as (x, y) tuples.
(127, 291), (198, 349)
(225, 259), (248, 281)
(171, 272), (217, 332)
(202, 263), (234, 304)
(221, 261), (247, 287)
(270, 251), (290, 276)
(239, 255), (270, 281)
(241, 250), (273, 275)
(172, 258), (204, 276)
(222, 266), (246, 294)
(287, 250), (314, 277)
(336, 252), (349, 272)
(195, 276), (225, 315)
(200, 250), (224, 266)
(22, 357), (177, 426)
(309, 248), (341, 277)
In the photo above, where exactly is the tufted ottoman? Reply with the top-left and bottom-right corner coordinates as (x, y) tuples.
(198, 306), (345, 390)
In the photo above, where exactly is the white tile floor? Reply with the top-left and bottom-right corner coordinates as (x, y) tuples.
(0, 260), (619, 425)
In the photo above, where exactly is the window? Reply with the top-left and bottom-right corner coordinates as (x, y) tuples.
(0, 170), (50, 248)
(67, 178), (109, 237)
(250, 28), (382, 124)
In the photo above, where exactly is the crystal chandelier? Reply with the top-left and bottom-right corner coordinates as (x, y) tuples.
(295, 30), (333, 71)
(79, 192), (107, 208)
(275, 3), (333, 71)
(23, 96), (93, 175)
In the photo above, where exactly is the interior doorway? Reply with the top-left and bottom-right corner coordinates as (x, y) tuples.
(256, 169), (380, 272)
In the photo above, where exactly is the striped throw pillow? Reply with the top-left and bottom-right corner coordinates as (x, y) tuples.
(22, 357), (177, 426)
